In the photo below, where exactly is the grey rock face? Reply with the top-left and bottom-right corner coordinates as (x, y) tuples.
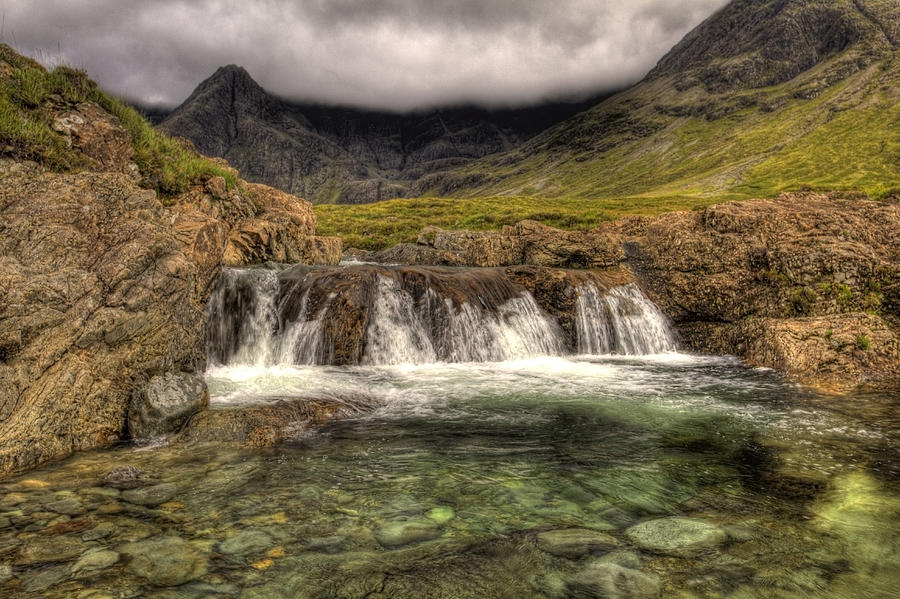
(127, 372), (209, 439)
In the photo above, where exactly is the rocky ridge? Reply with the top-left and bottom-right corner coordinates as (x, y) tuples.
(353, 192), (900, 391)
(158, 65), (608, 204)
(416, 0), (900, 201)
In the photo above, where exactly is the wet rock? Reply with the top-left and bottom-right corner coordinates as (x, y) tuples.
(21, 564), (70, 592)
(120, 536), (208, 586)
(536, 528), (619, 558)
(594, 550), (643, 570)
(82, 521), (118, 541)
(306, 535), (347, 554)
(128, 372), (209, 439)
(218, 529), (273, 556)
(46, 497), (86, 515)
(1, 492), (28, 507)
(375, 518), (442, 548)
(71, 548), (120, 574)
(16, 535), (87, 565)
(426, 506), (455, 525)
(121, 483), (178, 506)
(176, 396), (375, 445)
(566, 561), (662, 599)
(625, 517), (728, 557)
(80, 486), (121, 499)
(101, 466), (160, 489)
(0, 535), (22, 557)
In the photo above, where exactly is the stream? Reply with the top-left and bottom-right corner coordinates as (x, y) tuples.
(0, 266), (897, 598)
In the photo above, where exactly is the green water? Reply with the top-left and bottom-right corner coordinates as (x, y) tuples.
(1, 355), (897, 598)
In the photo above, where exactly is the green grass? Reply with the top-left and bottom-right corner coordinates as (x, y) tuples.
(0, 44), (236, 196)
(317, 49), (900, 250)
(315, 194), (726, 250)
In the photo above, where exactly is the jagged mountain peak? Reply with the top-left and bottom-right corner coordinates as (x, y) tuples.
(648, 0), (898, 92)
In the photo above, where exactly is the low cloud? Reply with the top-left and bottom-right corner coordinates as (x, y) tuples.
(3, 0), (728, 110)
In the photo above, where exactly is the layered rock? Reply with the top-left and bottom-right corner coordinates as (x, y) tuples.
(1, 97), (341, 477)
(366, 193), (900, 391)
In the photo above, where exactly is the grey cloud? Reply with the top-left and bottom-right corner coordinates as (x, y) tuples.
(1, 0), (729, 110)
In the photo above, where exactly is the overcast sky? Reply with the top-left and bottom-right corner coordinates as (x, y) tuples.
(2, 0), (728, 111)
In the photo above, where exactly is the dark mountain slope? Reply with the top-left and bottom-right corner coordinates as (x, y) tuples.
(419, 0), (900, 201)
(159, 67), (609, 203)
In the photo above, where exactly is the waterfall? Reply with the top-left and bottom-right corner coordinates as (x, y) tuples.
(205, 268), (280, 366)
(575, 283), (678, 355)
(363, 276), (438, 365)
(205, 267), (678, 368)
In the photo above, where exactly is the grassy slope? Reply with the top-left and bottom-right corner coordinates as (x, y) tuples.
(0, 44), (236, 196)
(317, 48), (900, 250)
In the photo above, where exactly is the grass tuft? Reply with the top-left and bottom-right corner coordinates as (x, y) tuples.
(0, 44), (236, 196)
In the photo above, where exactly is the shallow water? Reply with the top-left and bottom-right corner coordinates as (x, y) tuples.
(1, 354), (898, 598)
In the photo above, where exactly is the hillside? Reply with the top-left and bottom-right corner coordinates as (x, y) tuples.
(419, 0), (900, 201)
(158, 67), (608, 204)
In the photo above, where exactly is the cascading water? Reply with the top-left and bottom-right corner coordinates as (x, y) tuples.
(205, 266), (678, 367)
(205, 267), (281, 366)
(575, 282), (678, 355)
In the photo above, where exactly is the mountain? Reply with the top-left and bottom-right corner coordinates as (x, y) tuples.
(158, 67), (609, 204)
(421, 0), (900, 201)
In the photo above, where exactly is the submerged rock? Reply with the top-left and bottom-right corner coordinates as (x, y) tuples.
(375, 518), (442, 548)
(100, 465), (160, 489)
(71, 548), (120, 574)
(120, 483), (178, 506)
(566, 561), (662, 599)
(120, 536), (208, 586)
(218, 529), (273, 556)
(625, 517), (728, 557)
(176, 396), (376, 446)
(536, 528), (618, 559)
(21, 564), (70, 593)
(15, 535), (87, 565)
(127, 372), (209, 439)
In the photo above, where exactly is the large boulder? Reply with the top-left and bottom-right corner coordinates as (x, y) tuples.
(127, 372), (209, 439)
(0, 168), (211, 478)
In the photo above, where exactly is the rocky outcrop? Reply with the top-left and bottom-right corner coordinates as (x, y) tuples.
(370, 193), (900, 391)
(1, 96), (341, 478)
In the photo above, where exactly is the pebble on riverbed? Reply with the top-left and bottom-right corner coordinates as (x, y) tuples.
(536, 528), (619, 559)
(120, 535), (209, 586)
(625, 517), (728, 558)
